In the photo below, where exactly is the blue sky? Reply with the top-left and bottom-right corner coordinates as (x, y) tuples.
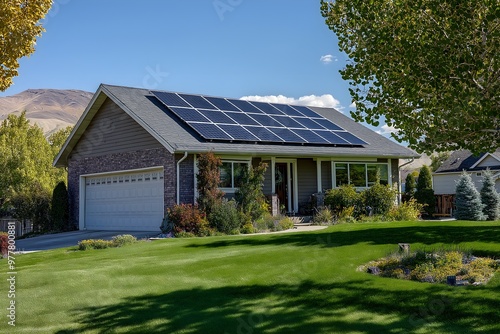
(2, 0), (395, 137)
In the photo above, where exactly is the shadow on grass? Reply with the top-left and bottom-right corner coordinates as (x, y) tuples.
(185, 223), (500, 252)
(56, 279), (499, 334)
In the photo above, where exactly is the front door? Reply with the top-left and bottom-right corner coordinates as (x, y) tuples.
(275, 163), (288, 213)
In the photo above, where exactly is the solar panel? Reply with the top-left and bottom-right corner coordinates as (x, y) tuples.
(187, 122), (232, 140)
(313, 130), (350, 145)
(335, 131), (368, 145)
(268, 128), (304, 143)
(198, 109), (236, 124)
(271, 103), (304, 117)
(250, 114), (284, 127)
(179, 94), (216, 109)
(169, 107), (209, 122)
(225, 112), (260, 126)
(244, 126), (284, 142)
(313, 118), (343, 131)
(294, 117), (325, 130)
(205, 97), (241, 111)
(271, 116), (305, 129)
(249, 101), (284, 115)
(151, 90), (367, 146)
(152, 91), (190, 107)
(227, 99), (264, 113)
(291, 105), (320, 118)
(293, 129), (330, 144)
(218, 124), (259, 141)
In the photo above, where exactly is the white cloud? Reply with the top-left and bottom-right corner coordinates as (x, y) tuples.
(320, 54), (337, 64)
(240, 94), (343, 110)
(349, 101), (356, 108)
(376, 124), (399, 135)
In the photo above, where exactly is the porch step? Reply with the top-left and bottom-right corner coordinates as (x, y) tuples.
(289, 216), (313, 226)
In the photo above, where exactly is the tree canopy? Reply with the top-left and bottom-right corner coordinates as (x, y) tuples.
(321, 0), (499, 154)
(0, 0), (52, 91)
(0, 112), (68, 207)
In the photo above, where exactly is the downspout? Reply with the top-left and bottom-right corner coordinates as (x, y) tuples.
(398, 158), (415, 204)
(176, 152), (189, 204)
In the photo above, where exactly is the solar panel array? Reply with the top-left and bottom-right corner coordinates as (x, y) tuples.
(151, 90), (367, 146)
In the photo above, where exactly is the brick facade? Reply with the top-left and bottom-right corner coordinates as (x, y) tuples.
(176, 153), (195, 204)
(67, 147), (176, 229)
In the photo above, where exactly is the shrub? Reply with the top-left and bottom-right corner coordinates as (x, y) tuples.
(235, 162), (268, 221)
(208, 199), (241, 234)
(240, 223), (256, 234)
(50, 181), (69, 231)
(325, 185), (362, 216)
(480, 168), (500, 221)
(313, 207), (334, 225)
(112, 234), (137, 247)
(455, 172), (486, 221)
(196, 152), (224, 216)
(0, 232), (8, 257)
(78, 239), (114, 250)
(362, 183), (397, 216)
(253, 213), (275, 232)
(168, 204), (209, 236)
(277, 216), (294, 231)
(338, 206), (356, 223)
(386, 198), (423, 221)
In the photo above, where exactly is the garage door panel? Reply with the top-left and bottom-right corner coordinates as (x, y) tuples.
(85, 170), (164, 231)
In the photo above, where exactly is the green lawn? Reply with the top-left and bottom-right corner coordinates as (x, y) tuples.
(3, 221), (500, 333)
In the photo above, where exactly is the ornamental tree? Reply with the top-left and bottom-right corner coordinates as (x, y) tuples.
(321, 0), (499, 154)
(455, 172), (485, 221)
(480, 168), (500, 220)
(414, 165), (435, 215)
(0, 0), (53, 91)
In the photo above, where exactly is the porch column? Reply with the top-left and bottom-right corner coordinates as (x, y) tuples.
(271, 157), (276, 193)
(316, 159), (322, 193)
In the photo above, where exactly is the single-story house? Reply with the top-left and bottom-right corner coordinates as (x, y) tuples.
(54, 84), (418, 231)
(433, 149), (500, 195)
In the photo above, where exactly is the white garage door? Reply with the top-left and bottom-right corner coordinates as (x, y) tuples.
(84, 170), (164, 231)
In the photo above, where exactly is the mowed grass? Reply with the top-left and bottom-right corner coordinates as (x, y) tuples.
(2, 221), (500, 333)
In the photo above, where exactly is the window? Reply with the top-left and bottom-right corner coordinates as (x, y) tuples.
(219, 161), (249, 190)
(334, 163), (389, 188)
(335, 163), (348, 187)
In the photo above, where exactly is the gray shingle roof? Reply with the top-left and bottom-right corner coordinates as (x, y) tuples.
(55, 84), (419, 167)
(435, 149), (500, 173)
(103, 84), (417, 158)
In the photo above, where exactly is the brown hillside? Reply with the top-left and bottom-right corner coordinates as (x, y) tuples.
(0, 89), (92, 135)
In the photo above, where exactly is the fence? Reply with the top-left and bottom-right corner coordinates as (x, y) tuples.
(0, 218), (33, 237)
(434, 195), (455, 217)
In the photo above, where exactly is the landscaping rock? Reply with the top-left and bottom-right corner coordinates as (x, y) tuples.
(367, 266), (380, 275)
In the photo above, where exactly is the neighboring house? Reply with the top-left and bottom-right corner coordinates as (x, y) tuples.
(54, 84), (418, 231)
(433, 149), (500, 195)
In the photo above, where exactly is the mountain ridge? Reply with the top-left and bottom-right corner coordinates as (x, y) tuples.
(0, 89), (93, 135)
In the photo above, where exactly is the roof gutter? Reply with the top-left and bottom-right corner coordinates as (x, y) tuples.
(176, 152), (189, 204)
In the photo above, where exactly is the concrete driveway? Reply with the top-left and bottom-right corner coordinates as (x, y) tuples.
(15, 230), (158, 251)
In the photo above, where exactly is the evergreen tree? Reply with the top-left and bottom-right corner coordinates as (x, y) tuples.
(51, 181), (70, 231)
(404, 173), (416, 197)
(414, 165), (435, 215)
(455, 172), (485, 221)
(480, 168), (500, 221)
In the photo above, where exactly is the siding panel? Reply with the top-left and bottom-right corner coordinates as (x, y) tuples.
(72, 98), (162, 159)
(297, 158), (317, 205)
(321, 160), (332, 191)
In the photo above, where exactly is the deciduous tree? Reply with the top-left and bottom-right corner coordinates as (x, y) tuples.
(321, 0), (499, 154)
(0, 0), (53, 91)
